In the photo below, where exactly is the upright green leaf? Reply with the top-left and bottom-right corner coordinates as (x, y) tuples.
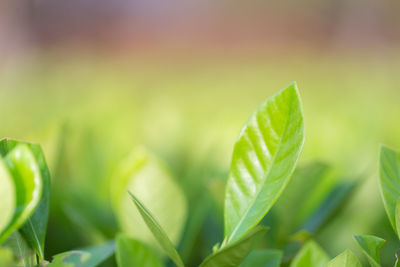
(354, 235), (385, 267)
(116, 234), (163, 267)
(379, 145), (400, 237)
(327, 250), (361, 267)
(111, 148), (187, 248)
(0, 138), (51, 260)
(129, 192), (184, 267)
(199, 226), (267, 267)
(0, 159), (15, 242)
(290, 241), (329, 267)
(224, 83), (305, 243)
(48, 241), (115, 267)
(0, 145), (42, 245)
(239, 249), (282, 267)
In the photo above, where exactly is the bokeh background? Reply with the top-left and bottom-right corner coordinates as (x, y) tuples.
(1, 0), (400, 266)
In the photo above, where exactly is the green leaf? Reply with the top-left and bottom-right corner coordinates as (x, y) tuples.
(0, 159), (15, 243)
(48, 241), (115, 267)
(0, 247), (14, 267)
(129, 192), (184, 267)
(224, 82), (305, 243)
(354, 235), (385, 267)
(0, 138), (51, 261)
(290, 241), (329, 267)
(239, 249), (282, 267)
(0, 145), (42, 245)
(379, 145), (400, 237)
(327, 250), (361, 267)
(3, 232), (36, 267)
(396, 198), (400, 240)
(199, 226), (268, 267)
(116, 234), (163, 267)
(111, 148), (187, 248)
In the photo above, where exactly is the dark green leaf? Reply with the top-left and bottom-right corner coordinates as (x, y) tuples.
(290, 241), (329, 267)
(224, 83), (305, 243)
(327, 250), (361, 267)
(354, 235), (385, 267)
(239, 249), (282, 267)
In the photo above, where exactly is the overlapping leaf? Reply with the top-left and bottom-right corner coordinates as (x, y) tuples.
(327, 250), (361, 267)
(290, 241), (329, 267)
(239, 249), (282, 267)
(354, 235), (385, 267)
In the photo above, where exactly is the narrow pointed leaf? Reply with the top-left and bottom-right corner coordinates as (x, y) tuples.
(290, 241), (329, 267)
(327, 250), (361, 267)
(239, 249), (282, 267)
(0, 145), (42, 245)
(129, 192), (184, 267)
(0, 159), (15, 242)
(378, 145), (400, 237)
(0, 138), (51, 260)
(224, 83), (305, 243)
(354, 235), (385, 267)
(116, 234), (163, 267)
(48, 241), (115, 267)
(199, 226), (268, 267)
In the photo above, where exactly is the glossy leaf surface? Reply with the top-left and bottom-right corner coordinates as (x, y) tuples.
(239, 249), (282, 267)
(199, 226), (267, 267)
(327, 250), (361, 267)
(116, 234), (163, 267)
(354, 235), (385, 267)
(379, 145), (400, 236)
(224, 83), (305, 242)
(129, 192), (184, 267)
(0, 159), (15, 243)
(290, 241), (329, 267)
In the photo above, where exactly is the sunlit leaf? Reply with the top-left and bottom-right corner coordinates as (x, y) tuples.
(239, 249), (282, 267)
(0, 159), (15, 243)
(354, 235), (385, 267)
(327, 250), (361, 267)
(129, 192), (184, 267)
(48, 241), (115, 267)
(224, 83), (305, 243)
(111, 148), (187, 248)
(199, 226), (267, 267)
(290, 241), (329, 267)
(116, 234), (163, 267)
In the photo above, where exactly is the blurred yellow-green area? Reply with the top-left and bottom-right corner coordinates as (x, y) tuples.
(1, 0), (400, 266)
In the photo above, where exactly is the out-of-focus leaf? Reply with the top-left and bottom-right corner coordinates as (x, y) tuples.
(48, 241), (115, 267)
(354, 235), (385, 267)
(111, 148), (187, 248)
(199, 226), (268, 267)
(239, 249), (282, 267)
(0, 159), (15, 243)
(129, 192), (184, 267)
(379, 145), (400, 237)
(3, 232), (36, 267)
(0, 145), (42, 245)
(0, 247), (14, 267)
(289, 241), (329, 267)
(0, 138), (51, 260)
(116, 234), (163, 267)
(327, 250), (361, 267)
(224, 83), (305, 243)
(396, 198), (400, 240)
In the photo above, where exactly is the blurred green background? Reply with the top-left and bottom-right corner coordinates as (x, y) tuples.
(1, 0), (400, 266)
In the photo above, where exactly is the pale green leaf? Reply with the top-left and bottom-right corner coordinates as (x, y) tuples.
(0, 247), (14, 267)
(396, 198), (400, 240)
(0, 145), (42, 245)
(3, 232), (36, 267)
(116, 234), (163, 267)
(0, 159), (15, 242)
(129, 192), (184, 267)
(354, 235), (385, 267)
(290, 241), (329, 267)
(327, 250), (361, 267)
(378, 145), (400, 237)
(199, 226), (268, 267)
(239, 249), (282, 267)
(48, 241), (115, 267)
(224, 82), (305, 243)
(111, 148), (187, 248)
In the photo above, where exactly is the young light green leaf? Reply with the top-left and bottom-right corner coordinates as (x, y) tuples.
(290, 241), (329, 267)
(111, 148), (187, 248)
(48, 241), (115, 267)
(0, 145), (42, 245)
(378, 145), (400, 237)
(239, 249), (282, 267)
(116, 234), (163, 267)
(354, 235), (385, 267)
(199, 226), (268, 267)
(0, 138), (51, 261)
(327, 250), (361, 267)
(129, 192), (184, 267)
(0, 159), (15, 243)
(224, 82), (305, 243)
